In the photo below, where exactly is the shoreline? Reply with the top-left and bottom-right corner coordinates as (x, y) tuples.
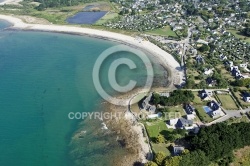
(0, 14), (184, 164)
(0, 14), (184, 88)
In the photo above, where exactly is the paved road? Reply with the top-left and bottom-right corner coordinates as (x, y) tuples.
(207, 108), (250, 126)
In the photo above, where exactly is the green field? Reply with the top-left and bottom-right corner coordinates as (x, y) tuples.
(219, 65), (235, 81)
(217, 94), (238, 110)
(227, 29), (250, 43)
(146, 26), (178, 37)
(195, 105), (213, 123)
(145, 120), (179, 155)
(151, 143), (171, 156)
(95, 12), (118, 25)
(164, 105), (186, 120)
(145, 120), (170, 139)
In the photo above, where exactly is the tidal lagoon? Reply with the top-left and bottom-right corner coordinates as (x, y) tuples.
(0, 23), (166, 166)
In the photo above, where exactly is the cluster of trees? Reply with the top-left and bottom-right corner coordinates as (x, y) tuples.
(186, 57), (229, 89)
(155, 129), (186, 144)
(211, 71), (228, 88)
(198, 44), (210, 52)
(145, 150), (210, 166)
(145, 122), (250, 166)
(183, 4), (198, 15)
(191, 122), (250, 165)
(159, 0), (174, 5)
(152, 90), (194, 106)
(241, 24), (250, 37)
(145, 151), (183, 166)
(233, 78), (250, 87)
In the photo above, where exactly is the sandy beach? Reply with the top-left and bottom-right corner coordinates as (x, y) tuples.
(0, 14), (184, 164)
(0, 15), (184, 87)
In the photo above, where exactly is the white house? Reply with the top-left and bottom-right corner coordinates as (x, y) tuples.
(229, 61), (234, 67)
(240, 64), (248, 68)
(204, 68), (213, 75)
(169, 118), (179, 126)
(219, 54), (227, 61)
(186, 114), (196, 120)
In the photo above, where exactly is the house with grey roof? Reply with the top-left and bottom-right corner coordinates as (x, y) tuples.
(173, 146), (184, 155)
(141, 93), (156, 113)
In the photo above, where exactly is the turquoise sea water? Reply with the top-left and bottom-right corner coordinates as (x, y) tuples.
(0, 21), (166, 166)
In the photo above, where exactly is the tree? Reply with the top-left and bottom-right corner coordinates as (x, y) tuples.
(152, 93), (161, 106)
(198, 44), (210, 52)
(156, 134), (165, 143)
(179, 150), (210, 166)
(241, 22), (250, 37)
(164, 156), (182, 166)
(182, 149), (190, 155)
(186, 78), (195, 89)
(241, 27), (250, 37)
(154, 151), (167, 165)
(144, 161), (158, 166)
(173, 129), (186, 136)
(35, 3), (46, 11)
(190, 123), (250, 162)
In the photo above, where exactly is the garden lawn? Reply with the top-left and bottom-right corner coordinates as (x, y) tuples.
(192, 91), (203, 104)
(145, 120), (171, 139)
(95, 12), (118, 25)
(151, 143), (171, 156)
(146, 26), (178, 37)
(227, 29), (250, 43)
(165, 105), (186, 120)
(217, 94), (238, 110)
(195, 105), (213, 123)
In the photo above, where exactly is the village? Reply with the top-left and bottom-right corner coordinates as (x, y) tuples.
(0, 0), (249, 165)
(129, 87), (250, 162)
(111, 0), (250, 165)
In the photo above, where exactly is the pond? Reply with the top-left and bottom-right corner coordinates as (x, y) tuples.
(67, 11), (107, 24)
